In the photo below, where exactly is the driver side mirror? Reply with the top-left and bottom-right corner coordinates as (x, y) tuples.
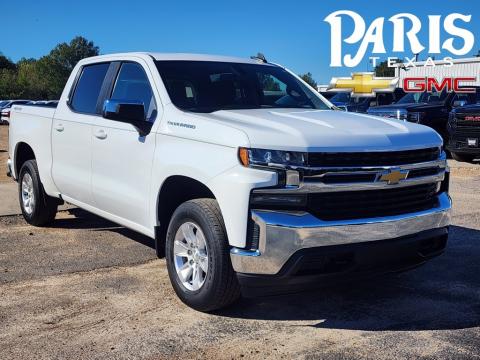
(102, 99), (152, 136)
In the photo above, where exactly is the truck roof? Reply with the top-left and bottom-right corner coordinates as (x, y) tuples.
(80, 52), (267, 65)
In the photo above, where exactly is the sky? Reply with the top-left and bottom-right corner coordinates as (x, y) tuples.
(2, 0), (479, 84)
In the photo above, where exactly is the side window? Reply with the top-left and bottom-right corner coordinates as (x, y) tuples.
(71, 63), (110, 114)
(111, 62), (157, 122)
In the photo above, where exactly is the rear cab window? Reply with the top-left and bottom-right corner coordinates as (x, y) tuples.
(70, 63), (110, 114)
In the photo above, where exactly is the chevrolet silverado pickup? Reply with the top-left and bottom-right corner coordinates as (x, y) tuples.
(7, 53), (451, 311)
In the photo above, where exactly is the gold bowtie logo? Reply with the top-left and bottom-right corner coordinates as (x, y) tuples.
(328, 72), (399, 97)
(379, 170), (409, 185)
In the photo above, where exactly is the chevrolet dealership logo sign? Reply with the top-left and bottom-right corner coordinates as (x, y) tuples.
(328, 72), (399, 97)
(378, 169), (409, 185)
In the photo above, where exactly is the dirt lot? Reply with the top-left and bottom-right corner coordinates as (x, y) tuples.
(0, 124), (480, 359)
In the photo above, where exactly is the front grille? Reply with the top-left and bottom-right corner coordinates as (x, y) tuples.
(456, 121), (480, 128)
(319, 173), (376, 184)
(451, 128), (480, 137)
(307, 147), (440, 167)
(310, 167), (442, 184)
(456, 112), (480, 128)
(308, 183), (439, 220)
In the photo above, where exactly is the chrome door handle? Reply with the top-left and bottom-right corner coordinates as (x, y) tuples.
(94, 129), (107, 140)
(54, 123), (64, 132)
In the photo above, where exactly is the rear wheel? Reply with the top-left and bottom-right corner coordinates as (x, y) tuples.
(18, 160), (58, 226)
(451, 152), (476, 163)
(165, 198), (240, 312)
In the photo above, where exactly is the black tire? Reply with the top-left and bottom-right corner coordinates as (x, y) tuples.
(18, 160), (58, 226)
(451, 152), (476, 163)
(165, 198), (240, 312)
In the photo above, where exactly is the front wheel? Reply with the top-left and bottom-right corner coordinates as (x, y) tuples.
(165, 198), (240, 312)
(18, 160), (58, 226)
(451, 152), (476, 163)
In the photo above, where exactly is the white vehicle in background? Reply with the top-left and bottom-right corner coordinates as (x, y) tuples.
(7, 53), (451, 311)
(1, 100), (31, 124)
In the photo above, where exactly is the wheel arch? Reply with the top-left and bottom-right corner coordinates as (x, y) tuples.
(155, 175), (217, 256)
(14, 142), (36, 179)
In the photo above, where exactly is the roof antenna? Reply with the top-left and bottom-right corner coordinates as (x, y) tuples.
(250, 52), (268, 63)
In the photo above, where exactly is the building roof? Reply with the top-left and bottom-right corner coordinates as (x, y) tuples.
(392, 56), (480, 68)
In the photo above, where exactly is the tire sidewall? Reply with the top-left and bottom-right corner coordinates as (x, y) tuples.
(18, 161), (42, 224)
(166, 202), (224, 310)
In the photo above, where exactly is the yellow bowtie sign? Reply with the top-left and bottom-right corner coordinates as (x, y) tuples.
(328, 72), (399, 97)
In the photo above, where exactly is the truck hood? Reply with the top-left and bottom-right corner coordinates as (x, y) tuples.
(196, 108), (443, 151)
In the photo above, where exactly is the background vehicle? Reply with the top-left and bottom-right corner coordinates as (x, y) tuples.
(25, 100), (59, 107)
(0, 100), (31, 124)
(7, 53), (451, 311)
(330, 89), (405, 112)
(367, 88), (480, 142)
(319, 91), (336, 100)
(448, 102), (480, 163)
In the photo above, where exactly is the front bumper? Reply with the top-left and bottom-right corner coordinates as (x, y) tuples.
(447, 143), (480, 155)
(236, 227), (448, 297)
(230, 192), (451, 275)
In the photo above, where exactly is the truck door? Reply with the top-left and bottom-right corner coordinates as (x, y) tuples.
(91, 61), (158, 229)
(52, 62), (111, 205)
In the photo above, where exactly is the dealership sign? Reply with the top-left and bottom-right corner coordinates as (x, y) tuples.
(327, 73), (476, 97)
(324, 11), (475, 68)
(328, 73), (398, 97)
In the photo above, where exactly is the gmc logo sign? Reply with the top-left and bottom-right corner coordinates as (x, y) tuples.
(403, 77), (477, 93)
(465, 116), (480, 121)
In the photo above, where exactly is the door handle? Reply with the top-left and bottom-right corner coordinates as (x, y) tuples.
(54, 123), (64, 132)
(94, 129), (107, 140)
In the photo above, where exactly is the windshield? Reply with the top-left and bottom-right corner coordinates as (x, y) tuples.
(0, 101), (8, 108)
(155, 61), (331, 113)
(397, 90), (449, 105)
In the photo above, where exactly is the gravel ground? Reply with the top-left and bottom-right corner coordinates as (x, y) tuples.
(0, 124), (479, 358)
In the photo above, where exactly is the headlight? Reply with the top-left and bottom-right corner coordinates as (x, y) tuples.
(238, 147), (307, 167)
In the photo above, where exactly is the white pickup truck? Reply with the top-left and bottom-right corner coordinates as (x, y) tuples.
(7, 53), (451, 311)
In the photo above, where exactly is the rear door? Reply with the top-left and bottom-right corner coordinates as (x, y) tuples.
(51, 62), (110, 205)
(91, 61), (159, 229)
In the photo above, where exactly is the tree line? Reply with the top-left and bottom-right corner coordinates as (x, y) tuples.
(0, 36), (99, 100)
(1, 36), (320, 100)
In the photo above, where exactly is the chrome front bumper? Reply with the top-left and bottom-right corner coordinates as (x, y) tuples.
(230, 192), (452, 275)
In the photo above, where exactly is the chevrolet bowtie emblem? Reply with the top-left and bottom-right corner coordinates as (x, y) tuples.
(328, 72), (399, 97)
(379, 169), (409, 185)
